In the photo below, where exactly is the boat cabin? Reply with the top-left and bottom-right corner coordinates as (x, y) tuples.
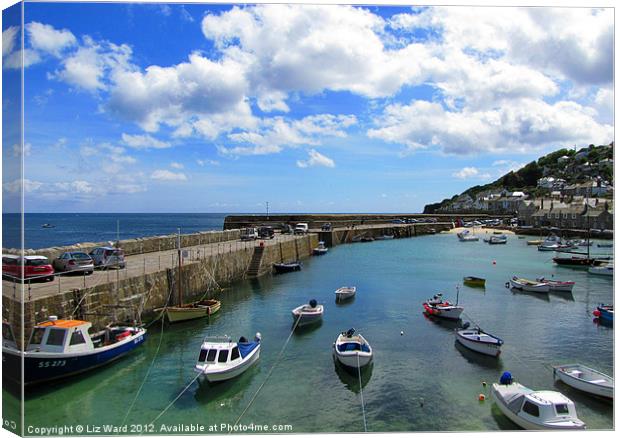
(507, 390), (578, 423)
(197, 336), (259, 366)
(3, 321), (17, 349)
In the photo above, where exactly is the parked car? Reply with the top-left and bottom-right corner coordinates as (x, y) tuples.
(240, 227), (259, 241)
(258, 226), (275, 239)
(2, 255), (55, 282)
(53, 251), (94, 274)
(88, 247), (126, 269)
(279, 224), (293, 234)
(321, 223), (332, 231)
(294, 223), (309, 234)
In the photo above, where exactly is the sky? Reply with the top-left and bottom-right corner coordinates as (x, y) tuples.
(1, 1), (615, 213)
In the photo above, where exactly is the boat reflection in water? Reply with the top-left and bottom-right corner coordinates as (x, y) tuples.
(454, 340), (503, 370)
(333, 357), (374, 394)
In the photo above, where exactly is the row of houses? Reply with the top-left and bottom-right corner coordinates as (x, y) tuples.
(518, 198), (613, 231)
(537, 177), (612, 197)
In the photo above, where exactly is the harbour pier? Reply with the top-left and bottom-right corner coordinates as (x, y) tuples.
(2, 217), (454, 340)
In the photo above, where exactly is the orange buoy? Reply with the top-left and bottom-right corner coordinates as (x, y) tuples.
(478, 394), (486, 401)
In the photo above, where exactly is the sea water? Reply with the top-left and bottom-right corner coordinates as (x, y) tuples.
(9, 233), (614, 432)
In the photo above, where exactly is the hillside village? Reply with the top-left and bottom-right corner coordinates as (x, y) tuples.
(423, 143), (614, 231)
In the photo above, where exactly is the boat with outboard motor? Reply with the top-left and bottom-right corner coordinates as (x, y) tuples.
(291, 299), (324, 326)
(553, 364), (613, 399)
(422, 291), (464, 320)
(194, 333), (261, 382)
(491, 372), (586, 430)
(2, 317), (146, 385)
(455, 323), (503, 357)
(333, 328), (373, 369)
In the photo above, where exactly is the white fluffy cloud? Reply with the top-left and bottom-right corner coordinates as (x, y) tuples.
(170, 162), (184, 169)
(26, 22), (76, 57)
(452, 167), (490, 179)
(296, 149), (335, 168)
(368, 98), (613, 155)
(151, 169), (188, 181)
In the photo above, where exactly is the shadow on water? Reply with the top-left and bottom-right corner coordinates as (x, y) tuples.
(490, 403), (522, 430)
(509, 288), (550, 302)
(335, 296), (356, 306)
(454, 340), (503, 370)
(194, 363), (261, 405)
(293, 319), (323, 335)
(422, 313), (465, 331)
(549, 290), (575, 301)
(333, 357), (373, 394)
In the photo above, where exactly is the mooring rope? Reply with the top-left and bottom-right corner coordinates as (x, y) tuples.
(146, 372), (203, 428)
(356, 354), (368, 432)
(231, 314), (302, 430)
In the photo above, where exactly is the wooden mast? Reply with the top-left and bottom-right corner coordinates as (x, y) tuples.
(177, 228), (182, 306)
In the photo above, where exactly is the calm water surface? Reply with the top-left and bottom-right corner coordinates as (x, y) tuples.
(14, 233), (614, 432)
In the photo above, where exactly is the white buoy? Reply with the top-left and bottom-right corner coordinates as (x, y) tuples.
(400, 331), (404, 336)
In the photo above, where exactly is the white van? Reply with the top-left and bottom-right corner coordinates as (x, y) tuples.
(294, 223), (309, 235)
(240, 228), (259, 241)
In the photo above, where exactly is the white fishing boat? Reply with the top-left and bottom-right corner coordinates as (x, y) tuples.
(457, 230), (479, 242)
(488, 234), (508, 244)
(536, 277), (575, 292)
(374, 235), (394, 240)
(333, 328), (372, 369)
(553, 364), (613, 399)
(335, 286), (356, 301)
(455, 326), (503, 357)
(422, 292), (464, 320)
(291, 300), (324, 326)
(491, 372), (586, 430)
(508, 276), (550, 293)
(313, 241), (329, 255)
(588, 263), (613, 276)
(537, 234), (563, 251)
(194, 333), (261, 382)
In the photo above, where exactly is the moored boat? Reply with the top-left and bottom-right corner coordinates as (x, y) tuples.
(374, 234), (394, 240)
(273, 261), (302, 274)
(463, 276), (486, 287)
(536, 277), (575, 292)
(156, 299), (221, 323)
(333, 328), (372, 369)
(422, 292), (464, 320)
(313, 241), (329, 255)
(2, 317), (146, 385)
(457, 230), (479, 242)
(488, 234), (507, 244)
(553, 256), (595, 267)
(597, 242), (613, 248)
(588, 263), (613, 276)
(491, 372), (586, 430)
(527, 239), (543, 245)
(335, 286), (356, 301)
(553, 364), (613, 399)
(508, 276), (549, 293)
(593, 305), (613, 323)
(292, 299), (324, 327)
(455, 326), (503, 357)
(194, 333), (261, 382)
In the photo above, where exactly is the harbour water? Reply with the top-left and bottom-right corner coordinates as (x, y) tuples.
(9, 232), (614, 432)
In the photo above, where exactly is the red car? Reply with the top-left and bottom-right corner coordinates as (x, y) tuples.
(2, 255), (55, 282)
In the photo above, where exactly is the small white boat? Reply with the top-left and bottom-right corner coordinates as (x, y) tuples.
(537, 243), (561, 251)
(313, 241), (329, 255)
(423, 293), (464, 320)
(291, 300), (324, 326)
(491, 372), (586, 430)
(536, 277), (575, 292)
(335, 286), (356, 301)
(553, 364), (613, 399)
(194, 333), (261, 382)
(455, 326), (503, 357)
(488, 234), (508, 244)
(333, 329), (372, 369)
(588, 263), (613, 276)
(374, 235), (394, 240)
(508, 276), (549, 293)
(457, 230), (479, 242)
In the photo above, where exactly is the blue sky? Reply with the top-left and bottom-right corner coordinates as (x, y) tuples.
(2, 1), (614, 213)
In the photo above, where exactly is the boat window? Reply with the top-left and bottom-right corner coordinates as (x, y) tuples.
(46, 328), (66, 346)
(218, 349), (229, 363)
(29, 327), (46, 345)
(206, 349), (217, 362)
(70, 330), (86, 345)
(522, 401), (540, 417)
(231, 346), (240, 360)
(198, 349), (208, 362)
(555, 404), (569, 415)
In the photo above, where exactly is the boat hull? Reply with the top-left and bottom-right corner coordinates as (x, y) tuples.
(509, 278), (549, 293)
(165, 306), (208, 323)
(333, 351), (372, 369)
(463, 277), (485, 287)
(423, 302), (463, 320)
(553, 365), (613, 399)
(199, 346), (260, 382)
(273, 263), (301, 274)
(3, 329), (146, 385)
(455, 332), (501, 357)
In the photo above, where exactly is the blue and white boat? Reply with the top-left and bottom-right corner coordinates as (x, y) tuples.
(195, 333), (261, 382)
(2, 317), (146, 385)
(594, 305), (613, 324)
